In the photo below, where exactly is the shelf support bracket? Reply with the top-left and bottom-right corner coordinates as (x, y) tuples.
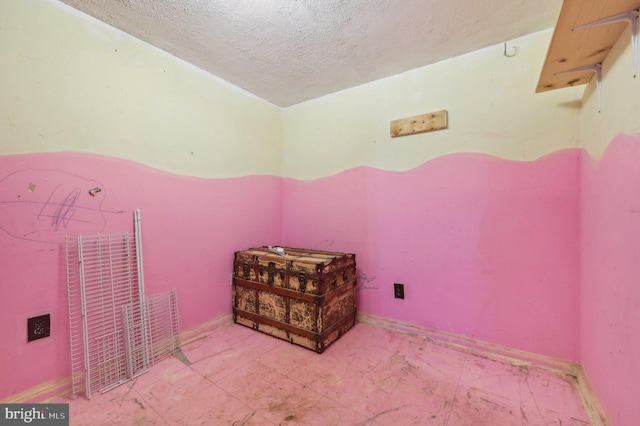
(555, 64), (603, 112)
(571, 10), (639, 77)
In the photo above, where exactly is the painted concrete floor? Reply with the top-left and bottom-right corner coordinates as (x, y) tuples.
(57, 322), (593, 425)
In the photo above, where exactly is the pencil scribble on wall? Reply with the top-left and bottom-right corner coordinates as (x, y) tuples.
(313, 239), (335, 250)
(356, 271), (378, 291)
(0, 169), (122, 243)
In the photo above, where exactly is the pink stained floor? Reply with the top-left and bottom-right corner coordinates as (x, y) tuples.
(56, 322), (593, 425)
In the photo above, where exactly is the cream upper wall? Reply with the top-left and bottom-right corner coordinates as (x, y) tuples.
(0, 0), (282, 179)
(580, 25), (640, 156)
(282, 30), (583, 180)
(2, 1), (586, 181)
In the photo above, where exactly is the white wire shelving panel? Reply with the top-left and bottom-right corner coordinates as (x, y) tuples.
(65, 210), (182, 400)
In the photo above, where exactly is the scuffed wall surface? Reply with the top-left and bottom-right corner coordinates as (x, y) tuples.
(0, 153), (282, 400)
(578, 23), (640, 424)
(0, 0), (283, 400)
(0, 0), (596, 407)
(283, 30), (582, 180)
(580, 135), (640, 426)
(282, 149), (581, 361)
(280, 30), (583, 362)
(0, 0), (282, 178)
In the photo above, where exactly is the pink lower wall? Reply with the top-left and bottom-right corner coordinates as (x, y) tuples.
(283, 150), (581, 361)
(0, 152), (282, 400)
(0, 147), (587, 401)
(580, 134), (640, 426)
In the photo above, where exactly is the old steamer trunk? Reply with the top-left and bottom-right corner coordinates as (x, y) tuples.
(232, 247), (356, 353)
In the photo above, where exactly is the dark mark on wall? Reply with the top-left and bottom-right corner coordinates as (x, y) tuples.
(0, 169), (124, 243)
(357, 272), (378, 291)
(37, 186), (81, 232)
(313, 239), (335, 250)
(309, 241), (377, 290)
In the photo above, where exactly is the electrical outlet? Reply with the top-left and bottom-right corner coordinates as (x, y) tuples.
(394, 283), (405, 299)
(27, 314), (50, 342)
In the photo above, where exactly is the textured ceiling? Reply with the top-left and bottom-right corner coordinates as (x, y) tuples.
(57, 0), (561, 107)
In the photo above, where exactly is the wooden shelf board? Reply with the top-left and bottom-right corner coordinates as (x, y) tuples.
(536, 0), (640, 93)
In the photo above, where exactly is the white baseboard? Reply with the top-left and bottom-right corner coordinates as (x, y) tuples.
(574, 367), (611, 426)
(357, 312), (577, 374)
(357, 312), (609, 426)
(4, 311), (610, 426)
(2, 313), (235, 403)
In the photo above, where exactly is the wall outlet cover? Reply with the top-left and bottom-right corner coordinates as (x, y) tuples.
(394, 283), (405, 299)
(27, 314), (50, 342)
